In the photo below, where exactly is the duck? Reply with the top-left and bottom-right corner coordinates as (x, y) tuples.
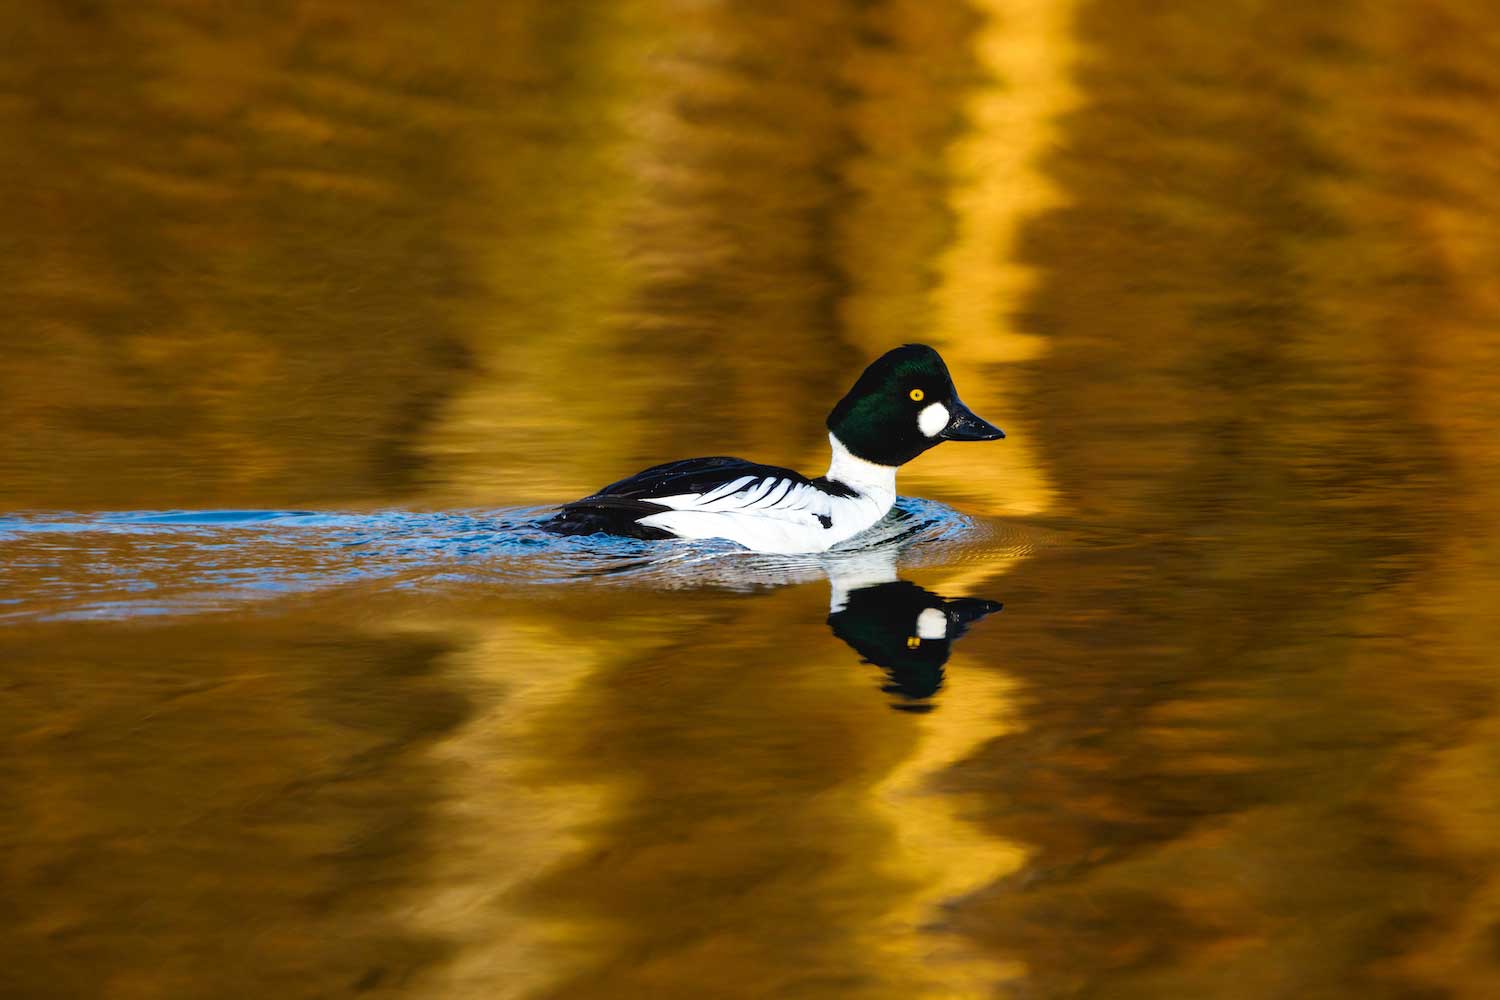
(545, 344), (1005, 554)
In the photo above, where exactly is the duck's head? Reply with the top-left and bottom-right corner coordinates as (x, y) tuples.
(826, 344), (1004, 467)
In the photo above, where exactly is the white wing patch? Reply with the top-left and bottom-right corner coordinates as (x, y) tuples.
(697, 476), (756, 504)
(633, 468), (895, 554)
(648, 477), (830, 520)
(635, 475), (862, 553)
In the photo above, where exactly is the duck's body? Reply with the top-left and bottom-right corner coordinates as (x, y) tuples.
(546, 344), (1004, 554)
(550, 436), (895, 554)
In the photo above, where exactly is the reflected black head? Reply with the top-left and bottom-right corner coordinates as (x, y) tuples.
(825, 344), (1004, 467)
(827, 579), (1003, 710)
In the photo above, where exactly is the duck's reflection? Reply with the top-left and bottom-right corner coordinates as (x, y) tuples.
(826, 554), (1002, 712)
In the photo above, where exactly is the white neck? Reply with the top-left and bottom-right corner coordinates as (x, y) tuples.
(826, 433), (898, 501)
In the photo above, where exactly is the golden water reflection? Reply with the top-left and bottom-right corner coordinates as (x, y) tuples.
(4, 0), (1500, 998)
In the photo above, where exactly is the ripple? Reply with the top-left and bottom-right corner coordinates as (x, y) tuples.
(0, 499), (1048, 623)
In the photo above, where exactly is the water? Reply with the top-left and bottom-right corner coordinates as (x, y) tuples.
(0, 499), (1031, 622)
(5, 1), (1500, 998)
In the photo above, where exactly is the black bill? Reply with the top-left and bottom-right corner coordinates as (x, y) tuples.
(938, 397), (1006, 441)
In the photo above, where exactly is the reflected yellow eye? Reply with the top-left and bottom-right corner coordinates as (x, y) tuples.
(909, 388), (925, 402)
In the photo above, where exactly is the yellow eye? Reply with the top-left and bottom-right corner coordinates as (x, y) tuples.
(909, 388), (925, 402)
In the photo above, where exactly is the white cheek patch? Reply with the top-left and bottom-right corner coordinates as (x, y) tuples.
(918, 402), (949, 438)
(916, 607), (948, 639)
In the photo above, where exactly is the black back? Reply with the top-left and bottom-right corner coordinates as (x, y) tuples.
(590, 457), (797, 499)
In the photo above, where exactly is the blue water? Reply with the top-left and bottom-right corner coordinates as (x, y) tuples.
(0, 499), (1013, 623)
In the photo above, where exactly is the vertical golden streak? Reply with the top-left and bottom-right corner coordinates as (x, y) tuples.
(395, 620), (623, 1000)
(860, 566), (1031, 997)
(932, 0), (1077, 361)
(838, 5), (1081, 993)
(904, 0), (1079, 517)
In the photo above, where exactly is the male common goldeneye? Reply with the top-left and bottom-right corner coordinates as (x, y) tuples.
(546, 344), (1004, 553)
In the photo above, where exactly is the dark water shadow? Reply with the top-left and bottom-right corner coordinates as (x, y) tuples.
(828, 577), (1002, 711)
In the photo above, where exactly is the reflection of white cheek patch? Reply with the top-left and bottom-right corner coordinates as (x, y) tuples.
(916, 607), (948, 639)
(918, 402), (949, 438)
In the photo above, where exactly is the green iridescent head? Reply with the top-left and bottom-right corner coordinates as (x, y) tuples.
(825, 344), (1004, 466)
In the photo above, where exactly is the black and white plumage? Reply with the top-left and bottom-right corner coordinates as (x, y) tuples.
(545, 344), (1005, 554)
(548, 448), (888, 554)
